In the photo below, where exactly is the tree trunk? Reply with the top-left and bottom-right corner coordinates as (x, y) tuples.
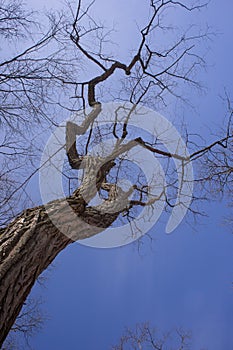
(0, 193), (118, 347)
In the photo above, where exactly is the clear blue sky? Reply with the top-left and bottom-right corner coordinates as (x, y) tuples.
(13, 1), (233, 349)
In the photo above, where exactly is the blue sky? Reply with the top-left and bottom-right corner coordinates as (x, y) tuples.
(9, 1), (233, 349)
(29, 202), (233, 349)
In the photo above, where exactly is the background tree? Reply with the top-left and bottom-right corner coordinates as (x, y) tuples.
(0, 0), (232, 348)
(112, 322), (194, 350)
(1, 297), (46, 350)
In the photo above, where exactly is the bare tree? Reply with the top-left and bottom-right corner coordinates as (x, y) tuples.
(0, 0), (232, 347)
(196, 94), (233, 209)
(1, 297), (46, 350)
(111, 322), (194, 350)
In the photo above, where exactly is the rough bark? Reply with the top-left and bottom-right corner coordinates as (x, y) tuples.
(0, 192), (120, 347)
(0, 103), (134, 346)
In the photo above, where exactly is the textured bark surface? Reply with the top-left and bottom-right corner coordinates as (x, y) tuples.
(0, 193), (120, 347)
(0, 101), (133, 346)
